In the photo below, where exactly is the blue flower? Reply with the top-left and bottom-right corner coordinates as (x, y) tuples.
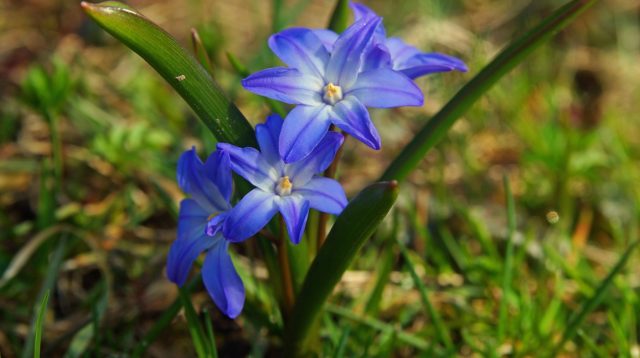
(166, 148), (245, 319)
(242, 15), (424, 163)
(218, 114), (348, 245)
(315, 2), (468, 80)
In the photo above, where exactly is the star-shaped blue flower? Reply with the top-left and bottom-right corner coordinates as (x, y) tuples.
(166, 148), (245, 318)
(315, 2), (468, 80)
(218, 114), (348, 245)
(242, 15), (424, 163)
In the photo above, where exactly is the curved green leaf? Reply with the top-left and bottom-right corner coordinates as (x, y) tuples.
(284, 181), (399, 357)
(380, 0), (597, 182)
(81, 1), (256, 147)
(328, 0), (350, 33)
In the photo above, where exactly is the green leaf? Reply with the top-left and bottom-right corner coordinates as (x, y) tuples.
(284, 181), (399, 356)
(178, 287), (210, 358)
(81, 1), (256, 147)
(553, 240), (639, 354)
(33, 290), (50, 358)
(328, 0), (350, 33)
(498, 175), (517, 341)
(396, 238), (452, 350)
(190, 28), (215, 77)
(380, 0), (598, 182)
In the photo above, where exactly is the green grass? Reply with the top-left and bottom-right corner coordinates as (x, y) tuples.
(1, 0), (639, 356)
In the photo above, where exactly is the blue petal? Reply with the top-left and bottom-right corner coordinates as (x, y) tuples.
(177, 148), (230, 213)
(217, 143), (279, 192)
(167, 199), (213, 286)
(242, 67), (323, 106)
(294, 177), (347, 215)
(256, 114), (284, 166)
(386, 37), (420, 65)
(361, 44), (392, 72)
(203, 150), (233, 203)
(349, 2), (386, 40)
(268, 28), (330, 78)
(279, 105), (332, 164)
(202, 240), (245, 319)
(312, 29), (338, 52)
(399, 53), (468, 79)
(223, 189), (278, 242)
(325, 17), (382, 89)
(286, 131), (344, 186)
(349, 68), (423, 108)
(350, 1), (377, 21)
(330, 96), (381, 150)
(277, 195), (310, 245)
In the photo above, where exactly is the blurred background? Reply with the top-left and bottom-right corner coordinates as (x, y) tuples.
(1, 0), (639, 356)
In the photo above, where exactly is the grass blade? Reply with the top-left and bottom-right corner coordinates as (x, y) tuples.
(81, 1), (256, 147)
(22, 236), (68, 358)
(284, 181), (399, 357)
(33, 290), (50, 358)
(380, 0), (598, 182)
(202, 308), (219, 358)
(396, 238), (453, 350)
(326, 304), (429, 351)
(178, 286), (210, 358)
(498, 175), (516, 341)
(553, 240), (639, 354)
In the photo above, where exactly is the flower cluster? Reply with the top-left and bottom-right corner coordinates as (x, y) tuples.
(167, 1), (465, 318)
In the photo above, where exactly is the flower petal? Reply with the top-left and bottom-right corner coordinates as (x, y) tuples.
(386, 37), (421, 65)
(349, 2), (386, 40)
(311, 29), (338, 51)
(361, 44), (392, 72)
(166, 199), (213, 286)
(177, 148), (230, 212)
(242, 67), (323, 106)
(294, 177), (347, 215)
(286, 131), (344, 186)
(217, 143), (279, 192)
(330, 96), (381, 150)
(256, 114), (284, 166)
(325, 17), (381, 89)
(277, 195), (310, 245)
(223, 189), (278, 242)
(349, 68), (423, 108)
(203, 150), (233, 203)
(279, 104), (332, 164)
(268, 28), (330, 78)
(399, 52), (468, 79)
(202, 240), (245, 319)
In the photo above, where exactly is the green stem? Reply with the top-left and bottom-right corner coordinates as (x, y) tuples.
(43, 109), (63, 194)
(278, 215), (295, 319)
(316, 130), (347, 250)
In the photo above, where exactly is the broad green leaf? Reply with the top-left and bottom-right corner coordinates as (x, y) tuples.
(380, 0), (597, 182)
(81, 1), (256, 147)
(328, 0), (350, 33)
(284, 181), (399, 356)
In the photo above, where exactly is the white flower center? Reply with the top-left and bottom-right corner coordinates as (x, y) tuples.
(275, 176), (293, 196)
(322, 82), (343, 105)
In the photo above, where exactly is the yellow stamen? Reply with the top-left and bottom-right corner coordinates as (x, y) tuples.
(323, 82), (343, 105)
(276, 176), (293, 196)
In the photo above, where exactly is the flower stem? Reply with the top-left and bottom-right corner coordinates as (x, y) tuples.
(316, 130), (347, 250)
(278, 215), (295, 319)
